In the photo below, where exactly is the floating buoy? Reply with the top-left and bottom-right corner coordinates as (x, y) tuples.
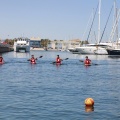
(85, 98), (94, 106)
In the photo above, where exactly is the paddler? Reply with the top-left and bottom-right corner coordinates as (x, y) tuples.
(84, 56), (91, 65)
(29, 55), (37, 64)
(0, 55), (4, 64)
(56, 55), (62, 64)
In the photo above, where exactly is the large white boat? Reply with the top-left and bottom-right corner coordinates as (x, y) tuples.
(68, 47), (80, 54)
(14, 37), (30, 52)
(75, 43), (113, 55)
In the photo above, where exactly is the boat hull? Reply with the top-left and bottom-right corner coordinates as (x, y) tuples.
(106, 49), (120, 55)
(68, 48), (81, 54)
(14, 37), (30, 52)
(76, 46), (97, 54)
(14, 45), (30, 52)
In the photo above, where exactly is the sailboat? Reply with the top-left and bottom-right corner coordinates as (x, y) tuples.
(76, 0), (112, 55)
(106, 0), (120, 55)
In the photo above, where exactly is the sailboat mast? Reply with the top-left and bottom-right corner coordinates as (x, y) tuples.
(115, 4), (119, 44)
(98, 0), (101, 44)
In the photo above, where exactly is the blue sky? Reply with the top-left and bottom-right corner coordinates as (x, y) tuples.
(0, 0), (120, 42)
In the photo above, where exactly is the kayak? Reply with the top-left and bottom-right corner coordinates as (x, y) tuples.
(0, 62), (4, 65)
(84, 64), (91, 66)
(31, 62), (36, 64)
(56, 63), (62, 65)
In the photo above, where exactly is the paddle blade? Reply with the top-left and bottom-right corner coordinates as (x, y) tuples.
(79, 60), (84, 62)
(39, 56), (43, 58)
(65, 58), (69, 60)
(52, 62), (56, 64)
(92, 63), (98, 65)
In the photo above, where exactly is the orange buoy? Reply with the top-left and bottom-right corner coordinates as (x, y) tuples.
(85, 98), (94, 106)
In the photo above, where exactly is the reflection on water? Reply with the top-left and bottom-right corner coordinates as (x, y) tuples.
(108, 55), (120, 59)
(85, 106), (94, 112)
(14, 52), (30, 58)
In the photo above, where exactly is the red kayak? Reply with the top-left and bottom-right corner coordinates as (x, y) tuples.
(31, 62), (36, 64)
(0, 62), (4, 65)
(84, 64), (91, 66)
(56, 63), (61, 65)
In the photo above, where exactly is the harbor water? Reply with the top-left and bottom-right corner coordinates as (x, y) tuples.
(0, 51), (120, 120)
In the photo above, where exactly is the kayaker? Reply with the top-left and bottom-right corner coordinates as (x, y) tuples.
(56, 55), (62, 64)
(84, 56), (91, 65)
(0, 55), (4, 64)
(30, 55), (37, 64)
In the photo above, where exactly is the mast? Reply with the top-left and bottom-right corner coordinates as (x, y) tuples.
(115, 1), (119, 47)
(98, 0), (101, 44)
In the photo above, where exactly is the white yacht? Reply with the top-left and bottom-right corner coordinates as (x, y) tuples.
(68, 47), (80, 54)
(14, 37), (30, 52)
(75, 43), (113, 55)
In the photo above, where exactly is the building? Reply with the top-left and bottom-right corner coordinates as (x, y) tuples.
(47, 39), (81, 50)
(30, 37), (41, 48)
(67, 39), (81, 48)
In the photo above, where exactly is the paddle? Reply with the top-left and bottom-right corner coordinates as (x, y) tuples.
(52, 58), (69, 64)
(79, 60), (98, 65)
(27, 56), (43, 61)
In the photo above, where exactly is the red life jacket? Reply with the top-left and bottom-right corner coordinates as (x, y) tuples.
(56, 57), (61, 63)
(0, 57), (3, 63)
(31, 58), (36, 64)
(84, 59), (91, 65)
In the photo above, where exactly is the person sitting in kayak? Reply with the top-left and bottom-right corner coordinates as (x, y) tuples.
(56, 55), (62, 64)
(0, 55), (4, 64)
(84, 56), (91, 65)
(30, 55), (37, 64)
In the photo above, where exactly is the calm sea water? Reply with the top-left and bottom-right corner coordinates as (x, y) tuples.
(0, 51), (120, 120)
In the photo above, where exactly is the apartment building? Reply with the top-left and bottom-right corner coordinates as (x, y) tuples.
(47, 39), (81, 50)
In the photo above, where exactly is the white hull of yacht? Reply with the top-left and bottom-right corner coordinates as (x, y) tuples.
(76, 46), (97, 54)
(94, 48), (108, 55)
(68, 48), (81, 54)
(76, 46), (108, 54)
(75, 43), (114, 55)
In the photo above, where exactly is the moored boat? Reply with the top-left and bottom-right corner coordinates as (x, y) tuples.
(106, 48), (120, 55)
(0, 42), (10, 53)
(14, 37), (30, 52)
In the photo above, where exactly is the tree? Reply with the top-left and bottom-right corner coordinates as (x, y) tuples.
(4, 39), (14, 45)
(41, 39), (51, 47)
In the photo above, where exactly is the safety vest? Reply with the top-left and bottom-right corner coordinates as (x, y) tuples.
(0, 58), (3, 63)
(31, 58), (36, 64)
(56, 58), (61, 63)
(84, 59), (91, 65)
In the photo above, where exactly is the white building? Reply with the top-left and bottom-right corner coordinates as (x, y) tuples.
(30, 37), (41, 48)
(47, 39), (81, 50)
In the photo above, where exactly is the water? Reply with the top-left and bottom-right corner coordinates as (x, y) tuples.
(0, 51), (120, 120)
